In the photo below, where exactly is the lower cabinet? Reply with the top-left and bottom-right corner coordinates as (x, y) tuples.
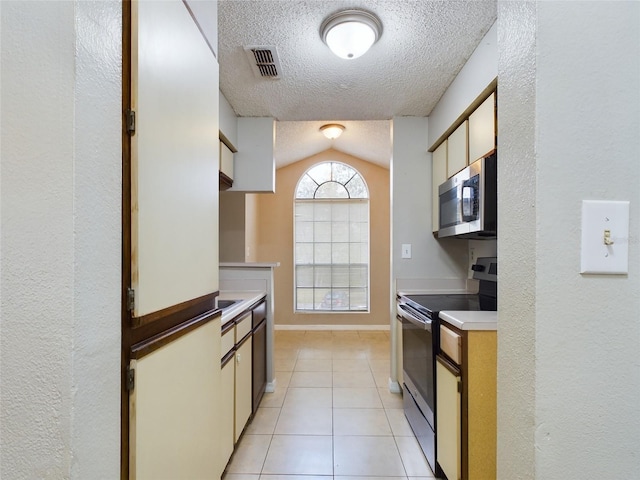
(219, 353), (235, 477)
(436, 356), (461, 480)
(437, 323), (497, 480)
(234, 334), (252, 442)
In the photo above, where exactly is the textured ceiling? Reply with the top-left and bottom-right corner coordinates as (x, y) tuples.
(218, 0), (497, 168)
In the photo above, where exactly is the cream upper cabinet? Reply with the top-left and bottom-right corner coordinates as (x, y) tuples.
(447, 120), (468, 178)
(432, 140), (447, 233)
(468, 92), (496, 163)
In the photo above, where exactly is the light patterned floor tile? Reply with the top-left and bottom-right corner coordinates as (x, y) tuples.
(262, 435), (333, 475)
(378, 387), (404, 409)
(260, 388), (287, 408)
(333, 387), (383, 408)
(333, 408), (392, 436)
(333, 370), (376, 388)
(332, 357), (371, 372)
(395, 436), (435, 477)
(294, 357), (332, 372)
(223, 474), (261, 480)
(283, 387), (332, 409)
(225, 434), (272, 474)
(289, 371), (333, 388)
(245, 407), (281, 435)
(334, 435), (406, 476)
(385, 408), (415, 436)
(274, 406), (333, 435)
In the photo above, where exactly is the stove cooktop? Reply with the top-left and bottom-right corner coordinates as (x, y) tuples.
(404, 293), (496, 318)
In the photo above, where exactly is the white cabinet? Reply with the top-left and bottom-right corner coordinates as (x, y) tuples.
(468, 92), (496, 163)
(432, 140), (447, 232)
(436, 358), (461, 480)
(234, 336), (252, 442)
(447, 120), (468, 178)
(220, 141), (234, 183)
(230, 117), (275, 193)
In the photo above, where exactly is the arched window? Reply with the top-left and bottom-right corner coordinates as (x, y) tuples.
(294, 161), (369, 312)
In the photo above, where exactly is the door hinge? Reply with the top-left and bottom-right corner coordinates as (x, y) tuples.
(126, 109), (136, 135)
(126, 287), (135, 312)
(126, 365), (135, 392)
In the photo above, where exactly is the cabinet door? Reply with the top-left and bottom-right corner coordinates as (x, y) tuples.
(130, 0), (219, 317)
(432, 141), (447, 233)
(234, 337), (253, 442)
(436, 357), (461, 480)
(219, 358), (235, 476)
(220, 141), (234, 180)
(447, 121), (468, 178)
(468, 93), (496, 163)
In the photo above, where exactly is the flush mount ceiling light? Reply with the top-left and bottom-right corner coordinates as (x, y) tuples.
(320, 123), (345, 140)
(320, 9), (382, 60)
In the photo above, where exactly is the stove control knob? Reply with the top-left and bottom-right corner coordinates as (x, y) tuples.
(471, 264), (485, 272)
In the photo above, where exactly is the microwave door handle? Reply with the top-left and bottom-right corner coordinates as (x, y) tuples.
(462, 185), (474, 221)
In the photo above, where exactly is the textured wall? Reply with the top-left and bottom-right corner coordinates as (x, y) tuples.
(0, 1), (121, 478)
(256, 150), (390, 326)
(496, 2), (537, 478)
(498, 1), (640, 478)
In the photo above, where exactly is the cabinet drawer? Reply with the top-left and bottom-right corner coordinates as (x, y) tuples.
(221, 323), (235, 358)
(235, 312), (252, 343)
(440, 324), (462, 365)
(252, 300), (266, 328)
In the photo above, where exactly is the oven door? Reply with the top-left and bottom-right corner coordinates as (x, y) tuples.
(398, 303), (435, 427)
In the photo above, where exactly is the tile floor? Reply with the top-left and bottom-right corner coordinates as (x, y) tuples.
(223, 330), (436, 480)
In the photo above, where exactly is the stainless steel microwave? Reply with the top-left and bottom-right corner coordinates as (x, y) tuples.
(438, 152), (497, 238)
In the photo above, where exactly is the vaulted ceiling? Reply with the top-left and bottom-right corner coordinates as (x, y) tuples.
(218, 1), (497, 168)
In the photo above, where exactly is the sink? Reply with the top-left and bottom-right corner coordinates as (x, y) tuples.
(217, 299), (242, 310)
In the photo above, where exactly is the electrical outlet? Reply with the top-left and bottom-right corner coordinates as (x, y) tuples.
(401, 244), (412, 259)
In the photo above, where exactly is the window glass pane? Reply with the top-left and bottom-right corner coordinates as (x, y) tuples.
(296, 288), (314, 310)
(332, 162), (356, 184)
(296, 243), (313, 264)
(314, 222), (331, 242)
(332, 222), (349, 242)
(350, 223), (368, 242)
(316, 182), (348, 199)
(314, 202), (331, 221)
(349, 202), (368, 221)
(332, 243), (349, 263)
(314, 243), (331, 263)
(296, 202), (314, 221)
(296, 265), (314, 287)
(346, 175), (367, 198)
(296, 175), (317, 198)
(296, 221), (313, 242)
(349, 243), (368, 263)
(315, 288), (332, 310)
(332, 266), (350, 287)
(314, 265), (332, 288)
(349, 265), (368, 287)
(332, 202), (349, 221)
(348, 288), (368, 310)
(307, 163), (331, 184)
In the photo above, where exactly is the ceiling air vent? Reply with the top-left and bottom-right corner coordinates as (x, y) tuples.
(244, 46), (282, 80)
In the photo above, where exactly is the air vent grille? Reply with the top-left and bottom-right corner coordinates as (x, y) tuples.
(244, 46), (282, 80)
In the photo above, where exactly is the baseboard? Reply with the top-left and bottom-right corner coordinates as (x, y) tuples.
(265, 380), (276, 393)
(388, 379), (402, 393)
(274, 324), (390, 331)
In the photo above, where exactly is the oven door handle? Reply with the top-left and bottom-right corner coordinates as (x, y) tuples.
(398, 304), (432, 332)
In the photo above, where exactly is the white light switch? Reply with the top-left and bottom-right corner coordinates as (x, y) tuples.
(580, 200), (629, 274)
(401, 244), (412, 259)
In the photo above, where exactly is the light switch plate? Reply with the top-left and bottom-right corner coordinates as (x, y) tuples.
(580, 200), (629, 274)
(401, 244), (412, 259)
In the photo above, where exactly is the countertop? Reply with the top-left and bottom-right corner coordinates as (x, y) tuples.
(218, 290), (266, 324)
(439, 310), (497, 331)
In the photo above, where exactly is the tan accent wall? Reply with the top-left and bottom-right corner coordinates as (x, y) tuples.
(255, 149), (390, 326)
